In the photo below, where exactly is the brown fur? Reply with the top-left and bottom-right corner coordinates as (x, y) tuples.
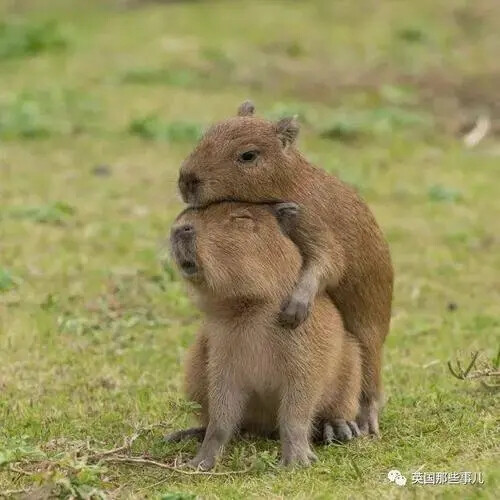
(177, 104), (393, 434)
(169, 202), (361, 469)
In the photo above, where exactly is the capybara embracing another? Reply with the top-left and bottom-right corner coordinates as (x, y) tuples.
(167, 202), (361, 469)
(177, 102), (393, 434)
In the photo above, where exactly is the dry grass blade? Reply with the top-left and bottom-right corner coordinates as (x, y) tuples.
(8, 464), (34, 476)
(0, 489), (32, 498)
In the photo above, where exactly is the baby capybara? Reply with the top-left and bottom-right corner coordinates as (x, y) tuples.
(168, 201), (361, 469)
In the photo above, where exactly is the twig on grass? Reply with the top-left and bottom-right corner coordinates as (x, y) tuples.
(86, 421), (170, 459)
(100, 455), (252, 476)
(448, 350), (500, 388)
(85, 421), (253, 476)
(8, 464), (34, 476)
(3, 420), (253, 488)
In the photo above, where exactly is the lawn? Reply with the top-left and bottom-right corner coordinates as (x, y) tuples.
(0, 0), (499, 498)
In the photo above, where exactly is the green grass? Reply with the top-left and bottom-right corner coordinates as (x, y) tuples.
(0, 0), (499, 498)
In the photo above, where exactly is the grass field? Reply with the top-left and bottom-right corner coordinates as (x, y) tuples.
(0, 0), (499, 498)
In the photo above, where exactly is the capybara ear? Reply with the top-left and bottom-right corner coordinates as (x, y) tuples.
(276, 116), (299, 147)
(237, 100), (255, 117)
(271, 202), (300, 235)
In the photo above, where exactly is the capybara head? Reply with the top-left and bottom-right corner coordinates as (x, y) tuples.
(178, 101), (300, 207)
(170, 201), (302, 302)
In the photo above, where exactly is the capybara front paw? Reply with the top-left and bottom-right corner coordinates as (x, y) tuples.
(188, 452), (216, 471)
(281, 447), (318, 467)
(279, 295), (311, 329)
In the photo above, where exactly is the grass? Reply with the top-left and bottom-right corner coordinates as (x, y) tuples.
(0, 17), (70, 60)
(0, 0), (499, 498)
(128, 115), (203, 142)
(0, 89), (100, 138)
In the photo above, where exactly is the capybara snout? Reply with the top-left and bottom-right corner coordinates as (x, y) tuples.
(178, 171), (202, 205)
(170, 221), (199, 278)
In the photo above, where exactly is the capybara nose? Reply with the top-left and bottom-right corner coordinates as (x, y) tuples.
(178, 173), (201, 202)
(173, 224), (195, 240)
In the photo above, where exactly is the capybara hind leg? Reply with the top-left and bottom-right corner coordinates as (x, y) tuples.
(279, 386), (318, 467)
(357, 396), (380, 436)
(356, 338), (383, 436)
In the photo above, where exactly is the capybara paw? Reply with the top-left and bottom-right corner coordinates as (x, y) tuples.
(279, 295), (311, 329)
(323, 420), (361, 444)
(356, 400), (380, 437)
(188, 453), (216, 471)
(281, 447), (318, 467)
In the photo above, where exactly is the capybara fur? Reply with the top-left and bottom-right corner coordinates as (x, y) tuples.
(177, 102), (393, 434)
(168, 202), (361, 469)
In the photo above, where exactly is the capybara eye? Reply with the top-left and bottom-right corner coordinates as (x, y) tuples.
(238, 150), (258, 163)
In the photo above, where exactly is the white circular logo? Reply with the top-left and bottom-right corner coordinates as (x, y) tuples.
(387, 469), (407, 486)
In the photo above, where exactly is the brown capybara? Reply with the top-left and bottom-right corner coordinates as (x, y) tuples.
(177, 102), (393, 435)
(167, 202), (361, 469)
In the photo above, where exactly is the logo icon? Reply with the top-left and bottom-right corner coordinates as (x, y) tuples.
(388, 469), (407, 486)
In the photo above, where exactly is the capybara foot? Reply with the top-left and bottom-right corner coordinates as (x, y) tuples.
(356, 398), (380, 436)
(279, 294), (311, 329)
(188, 452), (216, 471)
(281, 445), (318, 467)
(323, 419), (361, 444)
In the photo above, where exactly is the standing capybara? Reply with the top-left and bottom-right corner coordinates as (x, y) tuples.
(177, 102), (393, 434)
(167, 201), (361, 469)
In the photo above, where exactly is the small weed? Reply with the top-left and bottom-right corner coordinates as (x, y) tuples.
(121, 53), (234, 90)
(0, 268), (18, 293)
(0, 93), (52, 138)
(262, 40), (305, 58)
(320, 113), (364, 142)
(0, 436), (45, 465)
(159, 493), (196, 500)
(0, 18), (70, 60)
(397, 26), (427, 43)
(200, 46), (235, 70)
(5, 201), (76, 224)
(378, 85), (418, 106)
(428, 184), (462, 203)
(129, 115), (203, 142)
(320, 106), (431, 141)
(121, 67), (201, 87)
(0, 90), (100, 139)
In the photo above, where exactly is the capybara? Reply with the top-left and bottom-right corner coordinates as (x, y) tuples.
(168, 202), (361, 469)
(177, 102), (393, 434)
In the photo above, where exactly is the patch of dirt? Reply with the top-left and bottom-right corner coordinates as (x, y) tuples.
(231, 57), (500, 135)
(404, 71), (500, 136)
